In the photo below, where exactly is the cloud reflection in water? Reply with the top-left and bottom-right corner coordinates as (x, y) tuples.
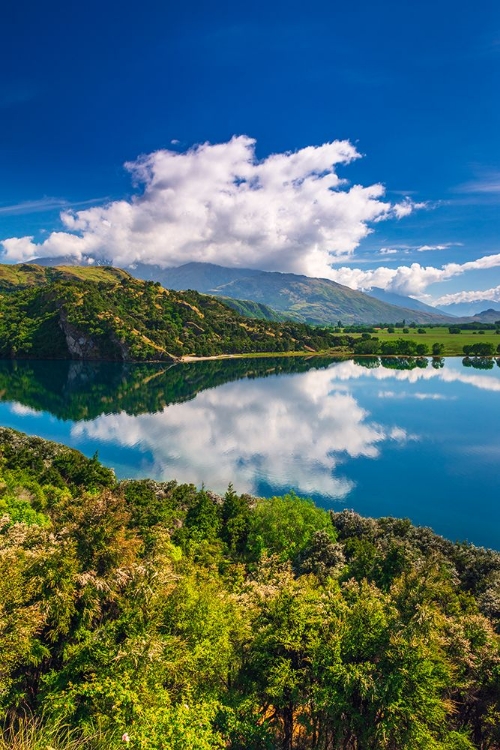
(71, 367), (411, 499)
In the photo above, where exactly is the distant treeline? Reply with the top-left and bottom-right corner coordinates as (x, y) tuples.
(343, 322), (500, 332)
(449, 322), (500, 332)
(352, 336), (431, 356)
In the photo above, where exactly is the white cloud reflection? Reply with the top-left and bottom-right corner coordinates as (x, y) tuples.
(9, 403), (42, 417)
(70, 367), (410, 499)
(328, 359), (500, 392)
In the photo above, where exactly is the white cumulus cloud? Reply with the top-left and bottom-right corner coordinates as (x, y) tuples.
(0, 136), (421, 278)
(330, 252), (500, 296)
(435, 285), (500, 306)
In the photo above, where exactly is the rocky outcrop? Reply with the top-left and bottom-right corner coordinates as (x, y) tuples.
(58, 310), (103, 359)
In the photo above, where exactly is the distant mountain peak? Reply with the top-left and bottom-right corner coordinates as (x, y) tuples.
(124, 261), (452, 325)
(439, 299), (500, 318)
(363, 286), (452, 317)
(22, 258), (455, 325)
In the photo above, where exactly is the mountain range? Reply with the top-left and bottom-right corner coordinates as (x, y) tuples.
(468, 308), (500, 323)
(30, 257), (454, 325)
(364, 287), (452, 316)
(437, 300), (500, 318)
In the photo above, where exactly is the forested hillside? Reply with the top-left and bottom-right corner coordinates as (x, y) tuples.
(0, 265), (351, 360)
(0, 428), (499, 749)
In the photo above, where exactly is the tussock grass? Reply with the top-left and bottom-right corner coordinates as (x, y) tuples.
(0, 716), (111, 750)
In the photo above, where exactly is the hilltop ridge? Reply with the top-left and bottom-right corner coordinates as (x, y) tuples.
(28, 257), (453, 325)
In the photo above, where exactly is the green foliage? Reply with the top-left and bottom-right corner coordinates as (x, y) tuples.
(463, 342), (495, 357)
(352, 337), (430, 357)
(247, 493), (336, 562)
(0, 271), (356, 361)
(353, 338), (380, 355)
(0, 430), (498, 749)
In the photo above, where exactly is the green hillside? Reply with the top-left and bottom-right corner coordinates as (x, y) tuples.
(213, 270), (451, 325)
(219, 295), (291, 321)
(0, 264), (352, 360)
(25, 259), (455, 325)
(0, 427), (498, 749)
(0, 262), (130, 290)
(131, 261), (453, 325)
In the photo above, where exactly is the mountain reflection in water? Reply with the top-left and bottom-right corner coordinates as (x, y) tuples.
(1, 356), (499, 548)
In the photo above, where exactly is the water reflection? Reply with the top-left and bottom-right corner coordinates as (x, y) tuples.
(327, 357), (500, 392)
(71, 368), (411, 498)
(1, 357), (500, 547)
(0, 357), (337, 421)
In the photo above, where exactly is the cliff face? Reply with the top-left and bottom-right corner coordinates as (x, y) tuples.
(58, 309), (133, 361)
(59, 310), (102, 359)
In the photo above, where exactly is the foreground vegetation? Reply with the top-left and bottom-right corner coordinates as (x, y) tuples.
(0, 428), (499, 749)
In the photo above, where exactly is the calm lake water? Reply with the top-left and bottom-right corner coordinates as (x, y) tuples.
(1, 356), (499, 549)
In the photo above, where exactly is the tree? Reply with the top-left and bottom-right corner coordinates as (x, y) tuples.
(463, 343), (495, 357)
(247, 494), (335, 563)
(353, 339), (380, 355)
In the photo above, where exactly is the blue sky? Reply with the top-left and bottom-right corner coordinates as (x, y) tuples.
(1, 0), (499, 305)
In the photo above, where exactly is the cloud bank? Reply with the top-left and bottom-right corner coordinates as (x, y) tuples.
(0, 136), (419, 279)
(329, 252), (500, 296)
(435, 284), (500, 306)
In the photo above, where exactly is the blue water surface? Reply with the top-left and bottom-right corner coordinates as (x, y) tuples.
(0, 356), (498, 549)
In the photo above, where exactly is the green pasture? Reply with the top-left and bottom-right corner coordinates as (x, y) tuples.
(352, 326), (500, 356)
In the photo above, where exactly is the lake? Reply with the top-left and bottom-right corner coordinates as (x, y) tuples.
(0, 355), (499, 549)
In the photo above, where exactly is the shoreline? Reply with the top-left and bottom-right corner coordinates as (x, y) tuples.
(0, 351), (497, 364)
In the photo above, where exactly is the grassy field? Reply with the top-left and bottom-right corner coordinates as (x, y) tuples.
(353, 326), (500, 356)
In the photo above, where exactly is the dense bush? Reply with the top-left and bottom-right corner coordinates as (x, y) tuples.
(463, 343), (495, 357)
(0, 429), (498, 749)
(353, 338), (429, 356)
